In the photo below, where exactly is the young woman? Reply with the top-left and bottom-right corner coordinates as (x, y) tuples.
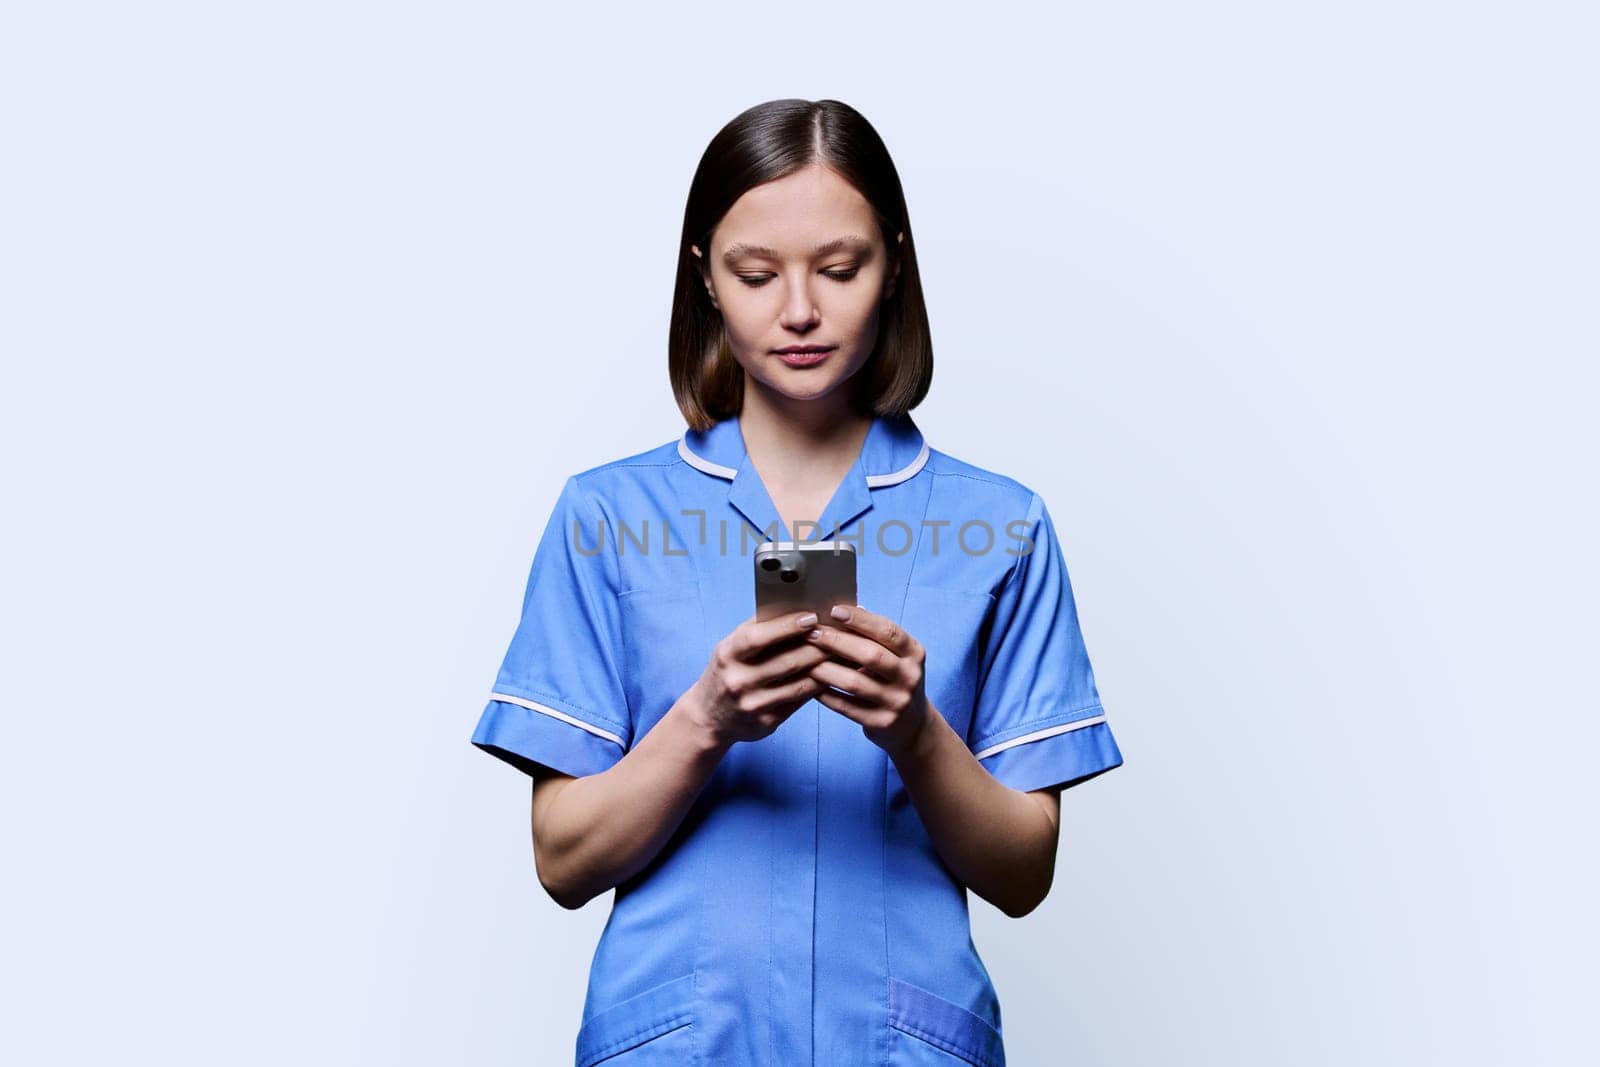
(471, 98), (1125, 1067)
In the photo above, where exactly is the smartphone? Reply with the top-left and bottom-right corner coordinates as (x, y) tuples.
(753, 539), (858, 623)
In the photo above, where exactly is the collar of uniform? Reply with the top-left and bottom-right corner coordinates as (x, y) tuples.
(678, 411), (930, 540)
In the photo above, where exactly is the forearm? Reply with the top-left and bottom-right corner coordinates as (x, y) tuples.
(890, 706), (1057, 917)
(539, 692), (730, 908)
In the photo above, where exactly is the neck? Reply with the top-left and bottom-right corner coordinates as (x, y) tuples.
(737, 377), (873, 482)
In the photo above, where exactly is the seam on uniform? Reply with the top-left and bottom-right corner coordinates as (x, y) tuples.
(891, 1019), (997, 1067)
(882, 471), (933, 1066)
(994, 491), (1042, 601)
(568, 475), (629, 642)
(583, 1013), (692, 1061)
(692, 772), (709, 1067)
(905, 582), (997, 605)
(881, 738), (891, 1067)
(617, 580), (702, 601)
(575, 458), (680, 481)
(897, 472), (935, 592)
(768, 788), (776, 1067)
(963, 493), (1043, 754)
(927, 467), (1031, 492)
(812, 692), (820, 1064)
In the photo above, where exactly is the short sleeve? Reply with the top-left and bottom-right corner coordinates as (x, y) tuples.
(967, 491), (1125, 793)
(470, 475), (632, 779)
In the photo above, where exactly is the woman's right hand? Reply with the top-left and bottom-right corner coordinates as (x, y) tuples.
(683, 609), (833, 747)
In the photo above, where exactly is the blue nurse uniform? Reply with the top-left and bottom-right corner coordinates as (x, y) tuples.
(471, 411), (1125, 1067)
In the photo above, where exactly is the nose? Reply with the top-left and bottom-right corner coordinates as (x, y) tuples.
(778, 272), (822, 332)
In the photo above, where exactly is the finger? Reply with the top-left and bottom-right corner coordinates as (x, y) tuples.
(731, 609), (822, 662)
(824, 604), (919, 659)
(806, 624), (902, 683)
(813, 686), (869, 726)
(764, 671), (828, 710)
(752, 641), (831, 685)
(809, 658), (892, 706)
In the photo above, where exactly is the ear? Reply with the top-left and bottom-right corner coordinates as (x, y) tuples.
(883, 231), (905, 301)
(690, 243), (719, 310)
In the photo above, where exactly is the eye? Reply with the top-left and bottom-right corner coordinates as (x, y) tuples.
(735, 268), (860, 289)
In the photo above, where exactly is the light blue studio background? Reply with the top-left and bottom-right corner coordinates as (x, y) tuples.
(2, 2), (1594, 1065)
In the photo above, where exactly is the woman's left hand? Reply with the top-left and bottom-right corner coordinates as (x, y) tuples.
(805, 604), (931, 760)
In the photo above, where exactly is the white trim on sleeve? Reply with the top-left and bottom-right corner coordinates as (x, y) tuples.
(490, 691), (627, 748)
(972, 713), (1107, 761)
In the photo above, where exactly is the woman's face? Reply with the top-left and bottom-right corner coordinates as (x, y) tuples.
(693, 164), (902, 409)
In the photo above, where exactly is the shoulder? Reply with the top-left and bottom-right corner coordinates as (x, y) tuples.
(559, 437), (682, 499)
(569, 435), (681, 483)
(921, 445), (1044, 523)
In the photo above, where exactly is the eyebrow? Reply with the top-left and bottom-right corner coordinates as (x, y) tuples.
(720, 235), (874, 266)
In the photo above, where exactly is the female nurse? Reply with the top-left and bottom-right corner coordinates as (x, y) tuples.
(471, 98), (1125, 1067)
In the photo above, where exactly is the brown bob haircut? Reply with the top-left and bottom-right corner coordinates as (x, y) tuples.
(669, 99), (934, 432)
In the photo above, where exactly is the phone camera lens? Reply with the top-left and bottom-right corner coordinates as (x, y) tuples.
(780, 570), (799, 583)
(760, 557), (780, 572)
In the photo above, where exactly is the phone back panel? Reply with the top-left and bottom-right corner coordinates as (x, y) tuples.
(753, 541), (859, 622)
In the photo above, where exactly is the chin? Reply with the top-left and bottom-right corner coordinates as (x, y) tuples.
(766, 382), (842, 403)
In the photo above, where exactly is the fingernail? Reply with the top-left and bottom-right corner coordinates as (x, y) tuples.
(830, 605), (851, 621)
(797, 612), (818, 627)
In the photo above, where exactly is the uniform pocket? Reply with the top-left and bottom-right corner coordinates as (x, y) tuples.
(574, 973), (696, 1067)
(887, 978), (1005, 1067)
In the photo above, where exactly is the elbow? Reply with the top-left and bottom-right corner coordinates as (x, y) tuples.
(535, 861), (571, 909)
(977, 870), (1050, 918)
(539, 868), (595, 911)
(541, 875), (584, 911)
(996, 851), (1056, 918)
(998, 884), (1049, 919)
(988, 790), (1061, 918)
(534, 845), (589, 911)
(537, 851), (613, 911)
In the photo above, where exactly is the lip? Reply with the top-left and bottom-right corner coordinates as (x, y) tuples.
(774, 350), (838, 371)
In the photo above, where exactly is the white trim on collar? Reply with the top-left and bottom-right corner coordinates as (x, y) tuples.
(864, 440), (930, 488)
(678, 428), (929, 486)
(677, 437), (739, 480)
